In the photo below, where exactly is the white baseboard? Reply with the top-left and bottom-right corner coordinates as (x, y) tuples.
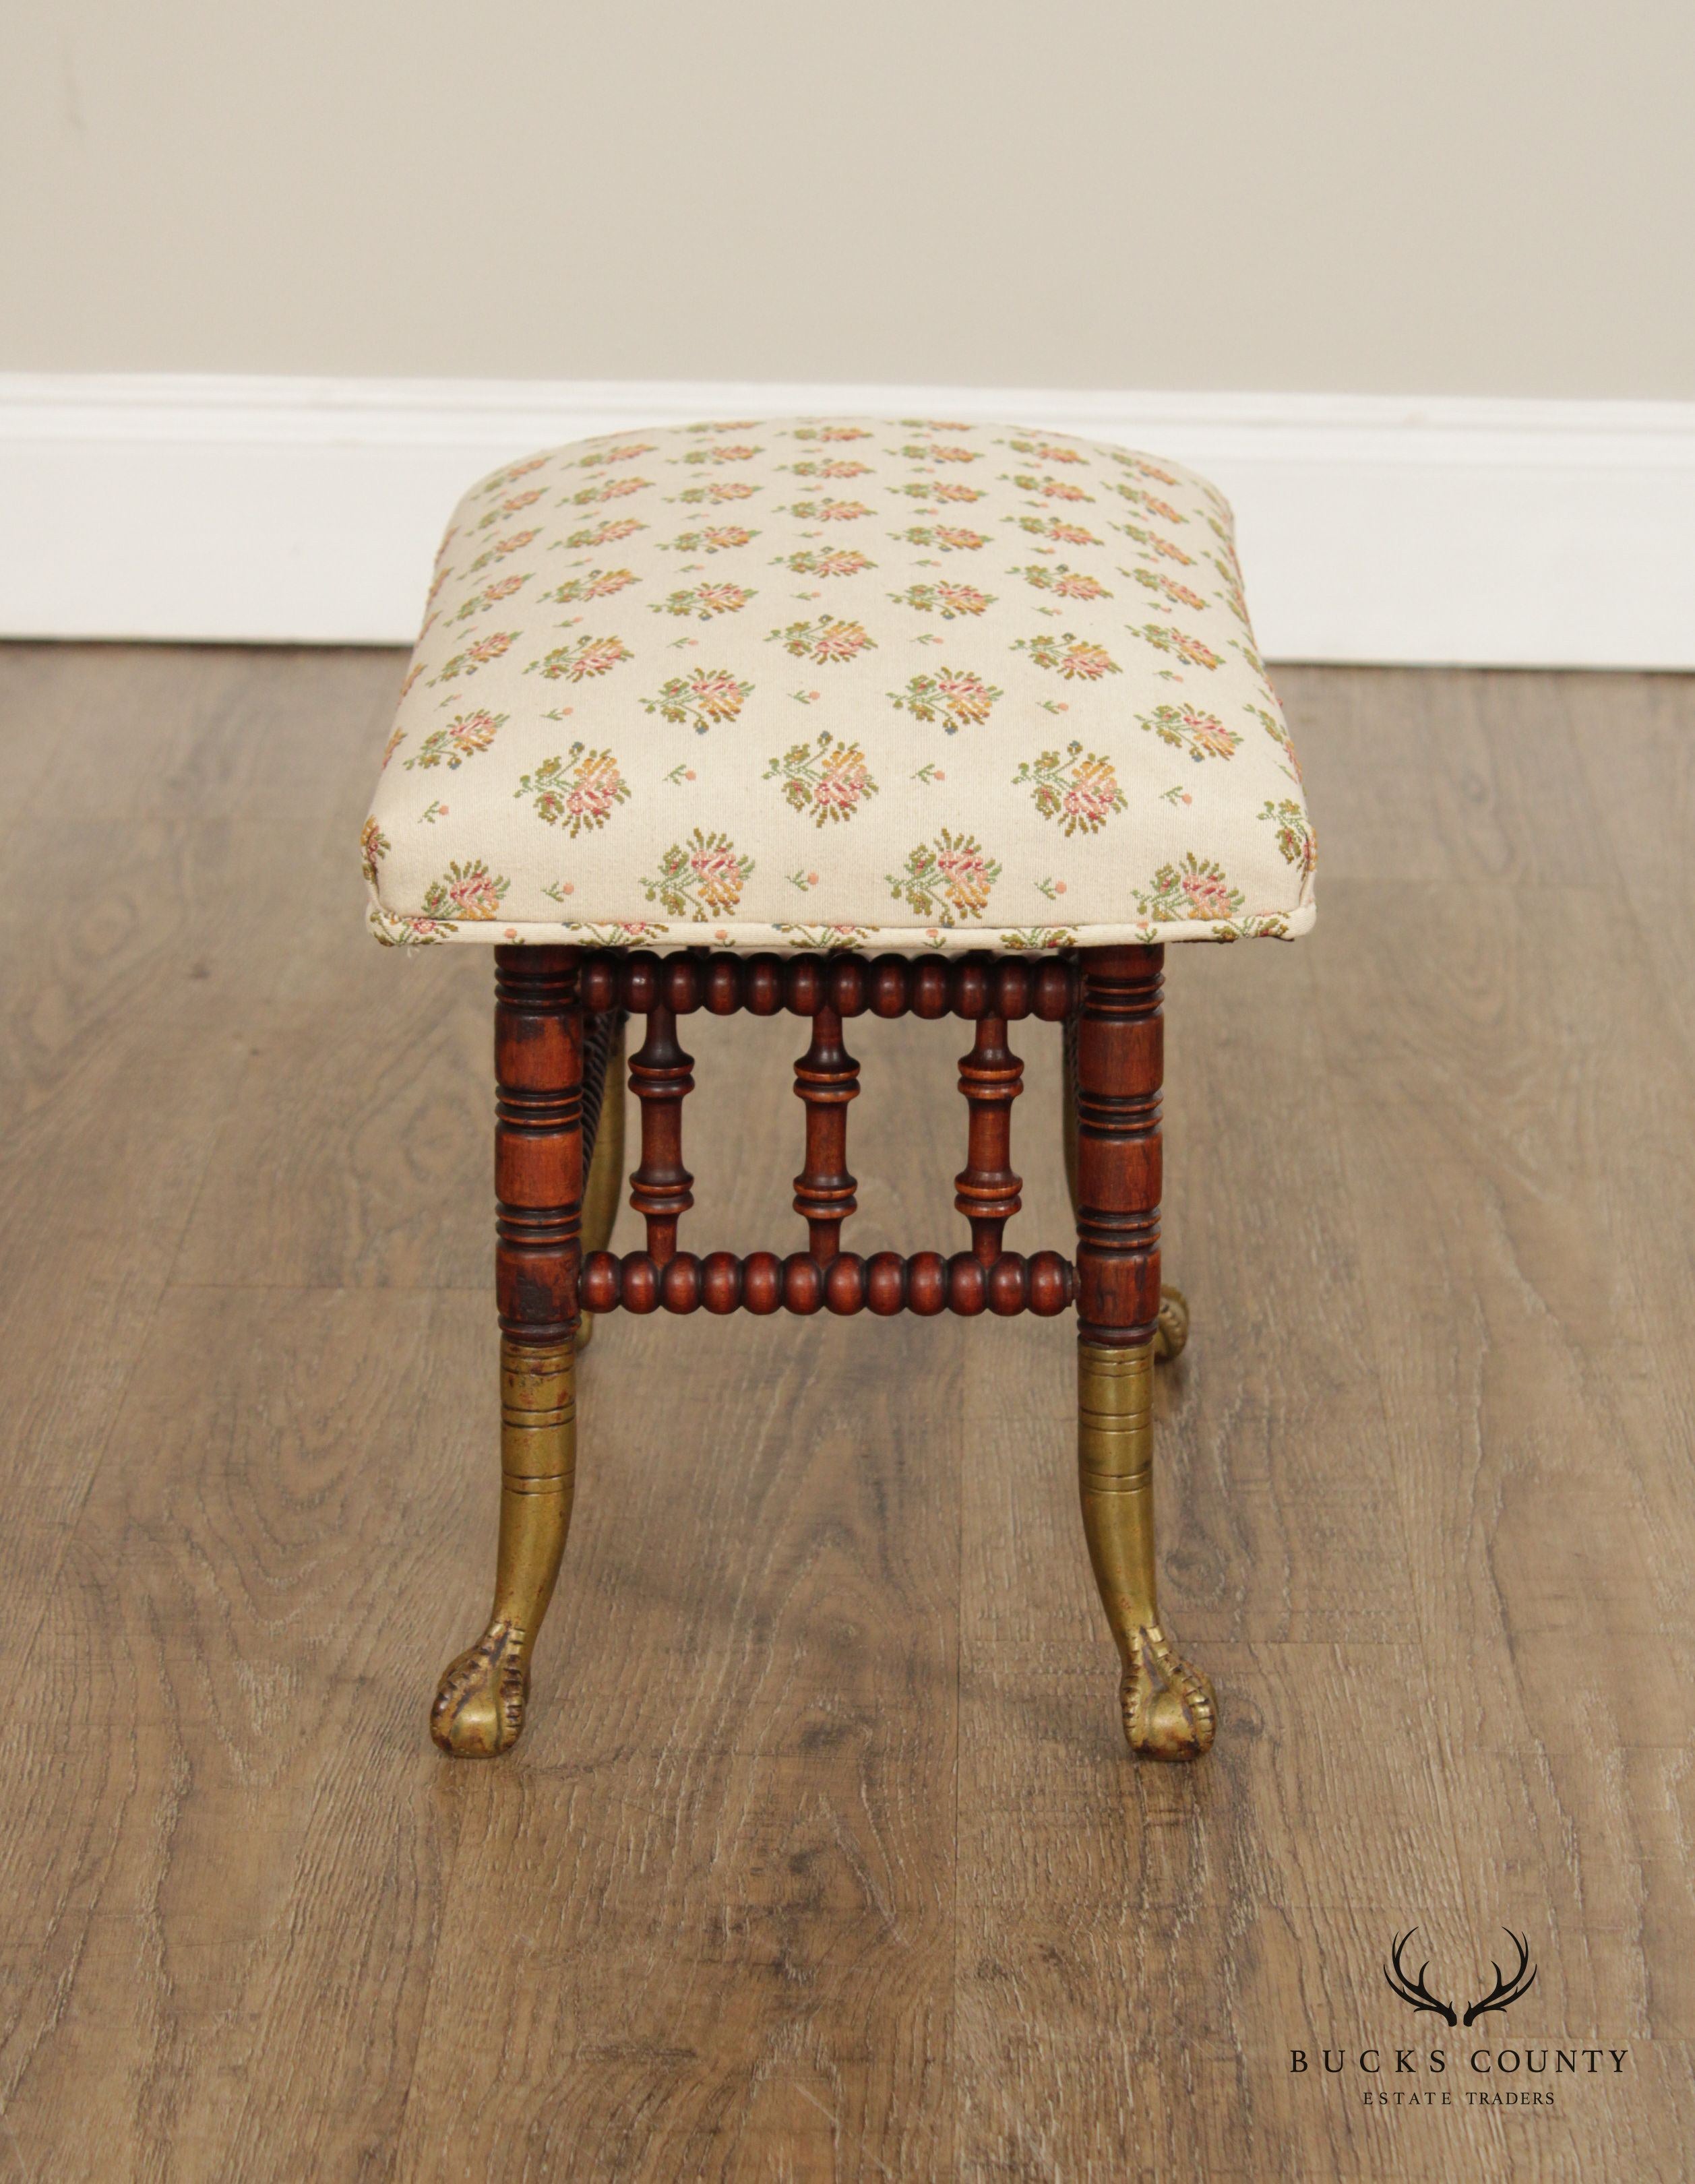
(3, 374), (1693, 666)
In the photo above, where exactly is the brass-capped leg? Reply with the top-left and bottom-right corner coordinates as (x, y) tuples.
(1154, 1284), (1190, 1364)
(1077, 1340), (1216, 1760)
(431, 1339), (577, 1757)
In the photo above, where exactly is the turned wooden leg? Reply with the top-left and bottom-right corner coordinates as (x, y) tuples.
(431, 945), (584, 1757)
(1064, 1010), (1189, 1363)
(1072, 945), (1215, 1759)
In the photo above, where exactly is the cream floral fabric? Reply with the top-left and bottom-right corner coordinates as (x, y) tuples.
(363, 417), (1316, 951)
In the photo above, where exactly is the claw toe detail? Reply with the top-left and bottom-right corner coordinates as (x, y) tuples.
(430, 1620), (531, 1757)
(1154, 1285), (1190, 1363)
(1121, 1625), (1216, 1759)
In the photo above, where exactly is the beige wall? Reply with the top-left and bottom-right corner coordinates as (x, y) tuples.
(7, 0), (1692, 397)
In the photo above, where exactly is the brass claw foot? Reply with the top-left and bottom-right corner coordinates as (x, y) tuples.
(1121, 1624), (1217, 1759)
(432, 1340), (576, 1760)
(1154, 1284), (1189, 1363)
(1078, 1340), (1216, 1762)
(431, 1619), (532, 1756)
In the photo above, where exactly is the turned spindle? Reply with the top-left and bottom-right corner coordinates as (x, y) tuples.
(792, 1002), (860, 1261)
(955, 1013), (1023, 1263)
(628, 999), (694, 1266)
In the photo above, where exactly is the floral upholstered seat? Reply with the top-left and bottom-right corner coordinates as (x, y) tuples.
(362, 418), (1316, 952)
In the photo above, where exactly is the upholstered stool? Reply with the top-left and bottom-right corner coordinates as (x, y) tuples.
(362, 416), (1316, 1761)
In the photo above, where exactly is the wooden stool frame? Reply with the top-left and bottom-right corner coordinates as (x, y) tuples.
(430, 941), (1216, 1763)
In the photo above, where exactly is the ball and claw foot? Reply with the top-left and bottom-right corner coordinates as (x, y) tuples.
(1144, 1292), (1202, 1754)
(1154, 1284), (1190, 1364)
(430, 1619), (532, 1757)
(1121, 1624), (1218, 1759)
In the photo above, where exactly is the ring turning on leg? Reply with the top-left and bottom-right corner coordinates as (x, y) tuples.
(1077, 1342), (1215, 1759)
(431, 1339), (578, 1755)
(1063, 1024), (1191, 1368)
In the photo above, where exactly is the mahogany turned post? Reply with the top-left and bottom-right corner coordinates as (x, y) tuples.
(432, 945), (586, 1757)
(1072, 949), (1162, 1347)
(492, 946), (585, 1348)
(628, 998), (695, 1266)
(955, 1013), (1023, 1263)
(792, 1002), (860, 1261)
(1073, 944), (1215, 1760)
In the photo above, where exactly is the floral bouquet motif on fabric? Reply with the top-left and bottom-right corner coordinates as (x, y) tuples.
(642, 830), (755, 921)
(886, 830), (1002, 927)
(764, 733), (880, 827)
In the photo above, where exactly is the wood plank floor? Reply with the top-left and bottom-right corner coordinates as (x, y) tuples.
(0, 644), (1690, 2183)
